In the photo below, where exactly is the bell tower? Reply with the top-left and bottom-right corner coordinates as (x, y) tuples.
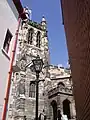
(18, 15), (49, 66)
(8, 10), (50, 120)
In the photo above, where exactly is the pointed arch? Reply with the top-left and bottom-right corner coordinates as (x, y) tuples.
(58, 82), (65, 87)
(36, 31), (41, 48)
(29, 82), (35, 98)
(51, 100), (57, 120)
(28, 28), (34, 44)
(63, 99), (71, 119)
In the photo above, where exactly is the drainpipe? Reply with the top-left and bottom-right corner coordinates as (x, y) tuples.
(2, 11), (27, 120)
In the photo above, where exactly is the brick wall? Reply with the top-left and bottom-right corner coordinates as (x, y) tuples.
(61, 0), (90, 120)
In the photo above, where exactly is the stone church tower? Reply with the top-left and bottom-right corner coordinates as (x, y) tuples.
(8, 9), (50, 120)
(8, 8), (76, 120)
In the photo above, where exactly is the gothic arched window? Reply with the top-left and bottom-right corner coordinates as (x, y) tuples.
(29, 82), (35, 98)
(28, 28), (34, 44)
(36, 31), (41, 48)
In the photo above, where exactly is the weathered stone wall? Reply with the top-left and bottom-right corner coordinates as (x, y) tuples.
(8, 17), (76, 120)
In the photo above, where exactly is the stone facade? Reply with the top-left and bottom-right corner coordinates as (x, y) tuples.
(8, 13), (76, 120)
(47, 65), (76, 120)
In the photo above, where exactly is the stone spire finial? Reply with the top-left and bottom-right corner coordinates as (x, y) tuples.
(41, 16), (46, 23)
(41, 16), (47, 30)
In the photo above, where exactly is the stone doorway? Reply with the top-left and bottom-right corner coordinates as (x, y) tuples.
(63, 99), (71, 119)
(51, 100), (57, 120)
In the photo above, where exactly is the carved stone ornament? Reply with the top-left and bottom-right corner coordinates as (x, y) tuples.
(19, 80), (25, 95)
(20, 60), (26, 71)
(31, 48), (38, 56)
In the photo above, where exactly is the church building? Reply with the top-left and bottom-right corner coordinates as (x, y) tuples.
(8, 8), (76, 120)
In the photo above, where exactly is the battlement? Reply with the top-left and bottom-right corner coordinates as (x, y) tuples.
(28, 20), (46, 31)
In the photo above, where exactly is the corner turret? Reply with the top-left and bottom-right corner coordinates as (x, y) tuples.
(41, 16), (47, 30)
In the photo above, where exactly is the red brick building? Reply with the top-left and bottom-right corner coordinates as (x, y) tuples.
(60, 0), (90, 120)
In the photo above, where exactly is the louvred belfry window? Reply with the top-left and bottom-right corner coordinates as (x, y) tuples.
(28, 28), (34, 44)
(36, 31), (41, 48)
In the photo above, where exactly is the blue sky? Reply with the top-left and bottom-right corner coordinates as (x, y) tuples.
(21, 0), (68, 67)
